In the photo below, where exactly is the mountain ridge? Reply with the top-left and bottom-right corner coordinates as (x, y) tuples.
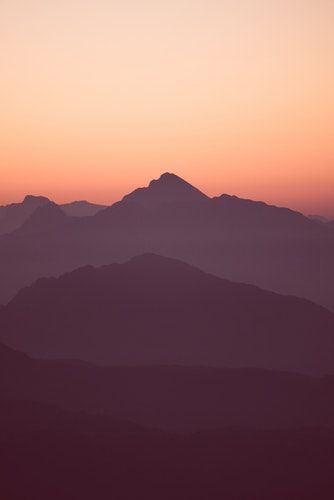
(0, 173), (333, 311)
(1, 253), (333, 374)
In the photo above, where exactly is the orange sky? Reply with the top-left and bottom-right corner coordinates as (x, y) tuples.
(1, 0), (334, 216)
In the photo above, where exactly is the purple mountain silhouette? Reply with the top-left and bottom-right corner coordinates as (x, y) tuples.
(108, 172), (208, 209)
(0, 173), (333, 311)
(61, 200), (106, 216)
(2, 340), (334, 431)
(0, 195), (51, 234)
(1, 254), (333, 373)
(19, 202), (69, 233)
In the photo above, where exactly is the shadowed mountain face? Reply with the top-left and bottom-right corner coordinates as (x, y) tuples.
(0, 173), (333, 310)
(2, 341), (334, 431)
(19, 202), (70, 233)
(1, 254), (334, 374)
(0, 195), (51, 234)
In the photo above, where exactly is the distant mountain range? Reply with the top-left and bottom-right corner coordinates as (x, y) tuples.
(0, 195), (106, 234)
(1, 254), (333, 373)
(0, 173), (333, 311)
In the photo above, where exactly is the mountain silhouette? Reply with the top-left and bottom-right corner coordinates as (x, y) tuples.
(1, 254), (333, 373)
(18, 202), (70, 233)
(61, 200), (106, 216)
(103, 172), (208, 210)
(2, 341), (334, 431)
(0, 173), (333, 311)
(2, 344), (334, 500)
(3, 394), (334, 500)
(0, 195), (51, 234)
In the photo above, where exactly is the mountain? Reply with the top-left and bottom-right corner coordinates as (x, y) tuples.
(3, 341), (334, 431)
(0, 195), (105, 234)
(0, 195), (51, 234)
(0, 173), (333, 311)
(61, 200), (106, 216)
(1, 254), (334, 374)
(106, 172), (208, 209)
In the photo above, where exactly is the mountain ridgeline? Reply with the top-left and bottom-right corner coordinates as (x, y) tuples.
(1, 254), (333, 374)
(2, 173), (334, 499)
(0, 173), (333, 311)
(0, 195), (105, 234)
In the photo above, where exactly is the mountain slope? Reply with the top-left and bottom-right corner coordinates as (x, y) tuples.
(1, 254), (334, 373)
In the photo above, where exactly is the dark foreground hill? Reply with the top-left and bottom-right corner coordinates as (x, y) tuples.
(2, 341), (334, 432)
(1, 254), (334, 374)
(2, 398), (334, 500)
(0, 173), (333, 311)
(3, 342), (334, 498)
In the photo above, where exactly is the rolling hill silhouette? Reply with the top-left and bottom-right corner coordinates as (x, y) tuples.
(0, 173), (333, 311)
(61, 200), (106, 216)
(2, 341), (334, 431)
(1, 254), (333, 373)
(3, 397), (334, 500)
(2, 343), (334, 500)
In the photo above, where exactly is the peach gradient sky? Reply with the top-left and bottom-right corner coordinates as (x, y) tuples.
(1, 0), (334, 216)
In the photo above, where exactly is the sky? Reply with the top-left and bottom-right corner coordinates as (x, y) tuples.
(1, 0), (334, 216)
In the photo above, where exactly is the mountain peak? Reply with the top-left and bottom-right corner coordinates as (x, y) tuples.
(149, 172), (188, 186)
(119, 173), (208, 208)
(23, 195), (51, 205)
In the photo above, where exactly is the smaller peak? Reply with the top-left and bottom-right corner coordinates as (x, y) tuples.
(23, 194), (50, 204)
